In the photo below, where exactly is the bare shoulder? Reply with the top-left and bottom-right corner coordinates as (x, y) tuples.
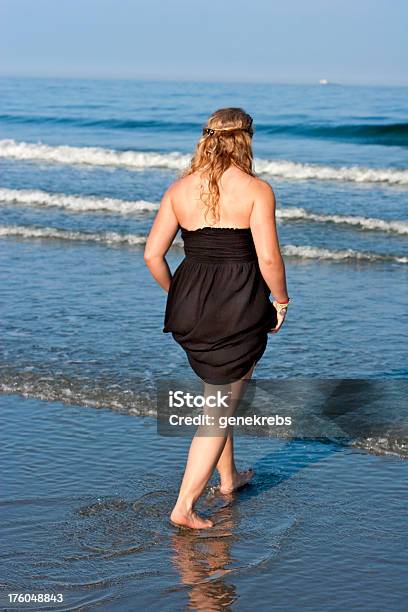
(159, 176), (188, 206)
(251, 177), (276, 208)
(252, 176), (275, 197)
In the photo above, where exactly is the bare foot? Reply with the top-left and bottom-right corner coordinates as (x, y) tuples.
(219, 469), (254, 495)
(170, 506), (213, 529)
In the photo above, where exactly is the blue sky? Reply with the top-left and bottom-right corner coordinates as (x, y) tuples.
(0, 0), (407, 85)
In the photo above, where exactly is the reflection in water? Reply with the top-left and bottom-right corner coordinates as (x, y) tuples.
(170, 503), (238, 610)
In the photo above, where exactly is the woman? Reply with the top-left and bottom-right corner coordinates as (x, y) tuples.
(144, 107), (290, 529)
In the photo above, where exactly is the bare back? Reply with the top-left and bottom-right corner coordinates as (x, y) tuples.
(145, 163), (288, 304)
(171, 166), (257, 230)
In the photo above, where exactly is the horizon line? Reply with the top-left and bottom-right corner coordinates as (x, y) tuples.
(0, 72), (407, 89)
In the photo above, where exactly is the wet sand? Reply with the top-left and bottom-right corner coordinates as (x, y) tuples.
(1, 393), (407, 611)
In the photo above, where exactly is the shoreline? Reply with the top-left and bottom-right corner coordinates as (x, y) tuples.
(1, 393), (407, 610)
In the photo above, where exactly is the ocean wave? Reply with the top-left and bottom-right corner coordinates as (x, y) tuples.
(1, 139), (407, 185)
(352, 435), (408, 458)
(0, 139), (190, 171)
(1, 371), (407, 458)
(254, 158), (408, 185)
(0, 113), (198, 132)
(277, 206), (408, 235)
(1, 223), (406, 263)
(0, 224), (149, 246)
(1, 114), (407, 145)
(0, 371), (156, 417)
(280, 244), (407, 264)
(0, 187), (158, 214)
(259, 121), (408, 147)
(2, 187), (407, 235)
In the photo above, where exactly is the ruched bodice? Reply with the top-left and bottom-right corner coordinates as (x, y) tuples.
(163, 226), (277, 384)
(181, 226), (257, 263)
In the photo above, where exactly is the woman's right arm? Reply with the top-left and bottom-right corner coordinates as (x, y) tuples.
(250, 178), (289, 305)
(144, 183), (179, 292)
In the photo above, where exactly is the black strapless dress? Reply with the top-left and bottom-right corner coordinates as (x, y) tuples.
(163, 226), (278, 384)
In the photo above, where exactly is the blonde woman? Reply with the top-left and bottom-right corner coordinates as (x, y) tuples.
(145, 108), (290, 529)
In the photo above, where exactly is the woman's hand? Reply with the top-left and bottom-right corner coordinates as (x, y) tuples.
(269, 308), (287, 333)
(269, 299), (289, 333)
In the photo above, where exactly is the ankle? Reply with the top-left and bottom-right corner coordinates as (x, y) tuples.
(218, 467), (238, 483)
(173, 495), (195, 514)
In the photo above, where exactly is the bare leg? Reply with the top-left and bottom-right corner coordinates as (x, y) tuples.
(216, 364), (255, 494)
(170, 365), (255, 529)
(216, 430), (254, 494)
(170, 429), (229, 529)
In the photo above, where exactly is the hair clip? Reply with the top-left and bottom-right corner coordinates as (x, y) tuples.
(203, 127), (215, 136)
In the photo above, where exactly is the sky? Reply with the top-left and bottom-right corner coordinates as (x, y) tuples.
(0, 0), (407, 85)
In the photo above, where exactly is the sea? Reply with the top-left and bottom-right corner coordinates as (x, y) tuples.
(0, 77), (407, 610)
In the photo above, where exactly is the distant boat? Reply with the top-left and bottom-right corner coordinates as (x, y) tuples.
(319, 79), (329, 85)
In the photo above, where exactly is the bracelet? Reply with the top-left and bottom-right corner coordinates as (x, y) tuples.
(273, 298), (291, 314)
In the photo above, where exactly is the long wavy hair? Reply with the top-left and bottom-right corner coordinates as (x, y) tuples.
(181, 107), (255, 224)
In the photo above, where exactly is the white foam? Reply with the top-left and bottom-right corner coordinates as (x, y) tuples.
(255, 158), (408, 185)
(2, 187), (406, 235)
(352, 436), (408, 458)
(0, 187), (158, 214)
(281, 244), (407, 264)
(0, 139), (190, 170)
(0, 224), (148, 245)
(277, 206), (408, 235)
(1, 223), (405, 263)
(1, 139), (407, 185)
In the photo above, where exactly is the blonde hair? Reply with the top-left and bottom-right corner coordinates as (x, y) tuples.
(181, 107), (255, 225)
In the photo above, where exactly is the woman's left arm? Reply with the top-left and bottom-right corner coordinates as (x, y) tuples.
(144, 185), (180, 292)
